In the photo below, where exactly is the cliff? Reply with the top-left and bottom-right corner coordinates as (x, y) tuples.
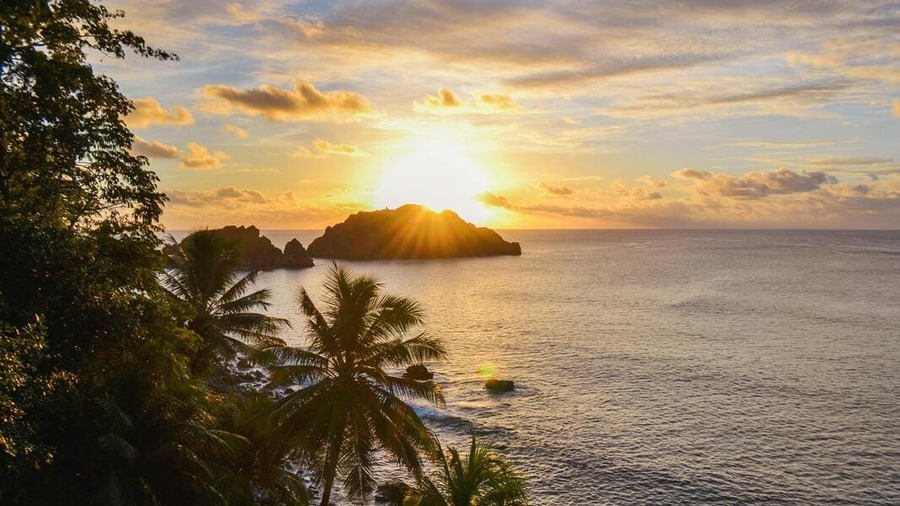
(306, 204), (521, 260)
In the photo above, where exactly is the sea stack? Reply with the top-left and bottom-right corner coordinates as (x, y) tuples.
(307, 204), (522, 260)
(169, 226), (314, 270)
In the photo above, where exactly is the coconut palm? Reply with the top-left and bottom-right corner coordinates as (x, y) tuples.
(163, 230), (288, 375)
(261, 263), (447, 506)
(214, 393), (311, 505)
(404, 436), (529, 506)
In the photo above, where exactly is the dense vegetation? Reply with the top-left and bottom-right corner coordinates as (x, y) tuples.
(0, 1), (528, 504)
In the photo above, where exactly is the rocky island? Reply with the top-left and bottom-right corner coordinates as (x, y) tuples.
(306, 204), (521, 260)
(170, 226), (314, 269)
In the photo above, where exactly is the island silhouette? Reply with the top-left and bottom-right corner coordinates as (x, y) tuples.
(167, 226), (314, 270)
(307, 204), (522, 260)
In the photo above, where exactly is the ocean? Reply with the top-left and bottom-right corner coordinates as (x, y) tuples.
(193, 229), (900, 504)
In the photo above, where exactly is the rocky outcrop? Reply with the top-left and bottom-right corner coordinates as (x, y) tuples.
(485, 379), (515, 392)
(374, 480), (410, 505)
(403, 364), (434, 380)
(307, 204), (522, 260)
(171, 226), (314, 270)
(282, 238), (314, 268)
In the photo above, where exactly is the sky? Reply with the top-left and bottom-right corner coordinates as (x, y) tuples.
(102, 0), (900, 229)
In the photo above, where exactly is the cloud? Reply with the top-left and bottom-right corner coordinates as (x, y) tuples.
(478, 94), (519, 111)
(226, 3), (261, 23)
(894, 100), (900, 117)
(167, 186), (282, 209)
(673, 167), (837, 199)
(423, 88), (461, 108)
(313, 139), (368, 157)
(127, 97), (193, 128)
(538, 181), (574, 195)
(479, 171), (900, 229)
(636, 176), (668, 188)
(477, 192), (514, 209)
(201, 80), (374, 121)
(179, 142), (231, 170)
(163, 186), (368, 229)
(614, 180), (663, 201)
(731, 140), (842, 149)
(293, 139), (368, 158)
(600, 80), (850, 120)
(131, 136), (179, 159)
(222, 124), (250, 138)
(291, 147), (319, 159)
(788, 37), (900, 84)
(414, 88), (520, 114)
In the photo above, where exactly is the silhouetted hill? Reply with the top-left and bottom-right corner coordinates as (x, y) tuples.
(170, 226), (314, 269)
(307, 204), (522, 260)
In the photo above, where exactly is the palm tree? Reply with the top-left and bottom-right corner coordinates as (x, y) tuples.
(404, 436), (529, 506)
(214, 393), (311, 505)
(261, 263), (447, 506)
(162, 230), (289, 375)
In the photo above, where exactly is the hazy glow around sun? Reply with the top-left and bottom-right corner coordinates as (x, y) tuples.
(374, 134), (495, 224)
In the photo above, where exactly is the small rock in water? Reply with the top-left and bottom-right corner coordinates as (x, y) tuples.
(485, 379), (515, 392)
(403, 364), (434, 380)
(374, 480), (410, 505)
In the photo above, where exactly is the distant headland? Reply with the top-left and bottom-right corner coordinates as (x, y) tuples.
(306, 204), (522, 260)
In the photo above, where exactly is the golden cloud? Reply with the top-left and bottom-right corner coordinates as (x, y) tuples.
(430, 88), (461, 107)
(538, 181), (574, 195)
(127, 97), (194, 128)
(478, 93), (520, 111)
(894, 100), (900, 117)
(179, 142), (231, 170)
(201, 80), (373, 121)
(414, 88), (520, 114)
(131, 136), (179, 159)
(313, 139), (368, 157)
(614, 179), (663, 201)
(636, 176), (668, 188)
(222, 124), (250, 138)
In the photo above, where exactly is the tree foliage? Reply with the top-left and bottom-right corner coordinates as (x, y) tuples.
(404, 437), (529, 506)
(163, 230), (290, 376)
(261, 264), (448, 505)
(1, 0), (174, 237)
(0, 2), (304, 504)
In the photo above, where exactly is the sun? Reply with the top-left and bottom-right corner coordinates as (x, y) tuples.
(374, 134), (495, 224)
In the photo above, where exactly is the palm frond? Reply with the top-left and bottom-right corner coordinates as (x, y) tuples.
(370, 373), (445, 408)
(361, 333), (448, 370)
(218, 269), (260, 304)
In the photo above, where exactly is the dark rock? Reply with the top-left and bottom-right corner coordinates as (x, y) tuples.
(485, 379), (515, 392)
(167, 226), (314, 270)
(374, 480), (410, 505)
(283, 238), (315, 268)
(403, 364), (434, 380)
(307, 204), (522, 260)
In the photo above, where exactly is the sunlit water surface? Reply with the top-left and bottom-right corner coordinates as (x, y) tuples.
(184, 229), (900, 505)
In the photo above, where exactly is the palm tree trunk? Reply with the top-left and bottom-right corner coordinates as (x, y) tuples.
(318, 478), (334, 506)
(318, 443), (342, 506)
